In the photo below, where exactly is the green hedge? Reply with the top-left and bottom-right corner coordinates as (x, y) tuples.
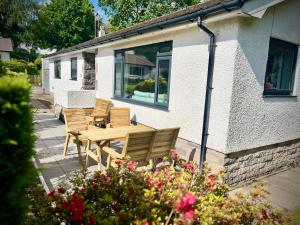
(0, 76), (36, 225)
(2, 59), (39, 75)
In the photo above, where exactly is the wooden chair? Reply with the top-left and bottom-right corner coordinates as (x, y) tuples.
(63, 108), (97, 164)
(107, 107), (131, 128)
(86, 98), (112, 126)
(146, 128), (180, 168)
(102, 130), (156, 169)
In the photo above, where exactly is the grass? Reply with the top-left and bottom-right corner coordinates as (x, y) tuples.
(292, 207), (300, 224)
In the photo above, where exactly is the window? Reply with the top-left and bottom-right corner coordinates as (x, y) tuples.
(264, 38), (298, 95)
(114, 41), (172, 107)
(54, 60), (61, 79)
(71, 57), (77, 80)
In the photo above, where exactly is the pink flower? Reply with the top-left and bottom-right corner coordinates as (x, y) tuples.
(207, 174), (215, 190)
(176, 192), (197, 220)
(185, 163), (195, 173)
(171, 151), (178, 159)
(142, 222), (150, 225)
(155, 181), (163, 189)
(126, 160), (138, 170)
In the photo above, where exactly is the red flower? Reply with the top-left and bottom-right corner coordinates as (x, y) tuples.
(48, 191), (56, 200)
(80, 188), (85, 193)
(115, 159), (122, 166)
(61, 200), (69, 209)
(142, 222), (150, 225)
(57, 187), (65, 194)
(262, 209), (268, 220)
(69, 193), (84, 223)
(171, 151), (178, 159)
(127, 160), (138, 170)
(176, 192), (197, 220)
(155, 181), (163, 189)
(92, 183), (98, 190)
(128, 187), (135, 196)
(207, 174), (215, 190)
(185, 163), (195, 173)
(89, 215), (96, 225)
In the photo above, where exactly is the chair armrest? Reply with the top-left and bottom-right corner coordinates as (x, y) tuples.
(67, 129), (80, 136)
(102, 146), (123, 159)
(91, 113), (108, 118)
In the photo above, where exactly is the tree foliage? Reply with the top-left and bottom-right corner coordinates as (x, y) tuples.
(30, 0), (97, 50)
(99, 0), (202, 31)
(0, 0), (38, 47)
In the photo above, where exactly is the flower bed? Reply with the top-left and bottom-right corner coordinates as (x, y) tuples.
(26, 154), (289, 224)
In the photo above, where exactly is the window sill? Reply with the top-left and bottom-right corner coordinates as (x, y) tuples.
(70, 78), (77, 81)
(112, 96), (169, 112)
(54, 77), (61, 79)
(263, 95), (297, 98)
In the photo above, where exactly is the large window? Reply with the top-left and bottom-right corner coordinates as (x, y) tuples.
(71, 57), (77, 80)
(54, 60), (61, 79)
(114, 41), (172, 107)
(264, 38), (298, 96)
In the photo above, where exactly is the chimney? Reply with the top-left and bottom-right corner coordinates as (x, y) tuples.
(98, 26), (106, 37)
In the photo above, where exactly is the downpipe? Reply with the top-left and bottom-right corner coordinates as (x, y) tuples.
(197, 16), (217, 173)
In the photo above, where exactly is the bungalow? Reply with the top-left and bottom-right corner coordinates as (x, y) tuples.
(0, 37), (13, 61)
(42, 0), (300, 185)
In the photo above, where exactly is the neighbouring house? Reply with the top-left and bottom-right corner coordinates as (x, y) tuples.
(42, 0), (300, 185)
(0, 37), (13, 61)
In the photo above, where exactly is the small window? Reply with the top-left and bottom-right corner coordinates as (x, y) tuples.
(54, 60), (61, 79)
(264, 38), (298, 96)
(71, 57), (77, 80)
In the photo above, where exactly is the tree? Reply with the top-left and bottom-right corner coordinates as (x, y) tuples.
(30, 0), (98, 50)
(0, 0), (38, 47)
(99, 0), (202, 31)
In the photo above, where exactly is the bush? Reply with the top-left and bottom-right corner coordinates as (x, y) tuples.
(135, 77), (168, 93)
(25, 155), (289, 225)
(0, 76), (37, 225)
(2, 59), (39, 75)
(0, 60), (7, 77)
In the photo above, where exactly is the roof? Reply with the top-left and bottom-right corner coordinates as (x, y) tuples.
(0, 38), (13, 52)
(125, 54), (155, 67)
(44, 0), (244, 58)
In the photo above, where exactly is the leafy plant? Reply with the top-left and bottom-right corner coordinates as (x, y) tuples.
(2, 59), (38, 75)
(25, 155), (289, 224)
(0, 75), (37, 225)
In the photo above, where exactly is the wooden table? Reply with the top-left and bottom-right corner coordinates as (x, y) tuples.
(81, 125), (154, 170)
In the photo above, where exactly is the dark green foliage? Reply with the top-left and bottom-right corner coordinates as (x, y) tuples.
(0, 60), (7, 77)
(0, 76), (37, 225)
(10, 48), (39, 63)
(2, 59), (38, 75)
(99, 0), (202, 31)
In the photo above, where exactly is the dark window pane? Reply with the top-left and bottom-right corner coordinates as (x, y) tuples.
(54, 60), (61, 79)
(71, 58), (77, 80)
(157, 59), (170, 105)
(114, 58), (122, 97)
(264, 38), (298, 95)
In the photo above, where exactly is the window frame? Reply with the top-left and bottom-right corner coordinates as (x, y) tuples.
(113, 41), (172, 108)
(263, 38), (298, 96)
(54, 60), (61, 79)
(70, 57), (77, 81)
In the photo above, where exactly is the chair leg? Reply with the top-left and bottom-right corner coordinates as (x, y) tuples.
(149, 159), (154, 170)
(75, 136), (83, 166)
(96, 145), (102, 171)
(63, 134), (71, 157)
(106, 155), (111, 170)
(85, 140), (90, 167)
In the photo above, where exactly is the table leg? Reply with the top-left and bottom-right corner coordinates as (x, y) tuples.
(85, 140), (91, 167)
(75, 136), (83, 166)
(96, 141), (102, 171)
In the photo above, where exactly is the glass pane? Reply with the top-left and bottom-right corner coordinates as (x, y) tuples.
(157, 59), (170, 105)
(264, 39), (298, 93)
(124, 46), (157, 103)
(55, 61), (61, 78)
(71, 58), (77, 79)
(114, 59), (122, 97)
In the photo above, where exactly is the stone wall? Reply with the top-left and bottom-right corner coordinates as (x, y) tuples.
(82, 52), (96, 90)
(224, 138), (300, 186)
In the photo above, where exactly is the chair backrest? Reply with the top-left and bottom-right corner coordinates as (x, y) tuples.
(92, 98), (112, 116)
(122, 130), (156, 161)
(147, 128), (180, 160)
(110, 107), (131, 128)
(64, 108), (88, 132)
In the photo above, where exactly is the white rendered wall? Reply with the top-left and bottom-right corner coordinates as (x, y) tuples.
(0, 52), (10, 61)
(226, 0), (300, 153)
(95, 19), (239, 153)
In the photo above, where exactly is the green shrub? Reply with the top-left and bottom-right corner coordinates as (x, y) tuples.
(2, 59), (39, 75)
(135, 77), (168, 93)
(0, 76), (37, 225)
(0, 60), (7, 77)
(25, 157), (289, 225)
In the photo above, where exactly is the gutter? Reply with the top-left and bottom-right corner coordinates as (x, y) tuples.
(43, 0), (244, 58)
(197, 0), (244, 173)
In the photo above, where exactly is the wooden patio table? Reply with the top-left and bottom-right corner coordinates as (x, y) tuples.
(80, 125), (155, 170)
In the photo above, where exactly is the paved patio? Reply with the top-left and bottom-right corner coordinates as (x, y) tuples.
(32, 88), (300, 211)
